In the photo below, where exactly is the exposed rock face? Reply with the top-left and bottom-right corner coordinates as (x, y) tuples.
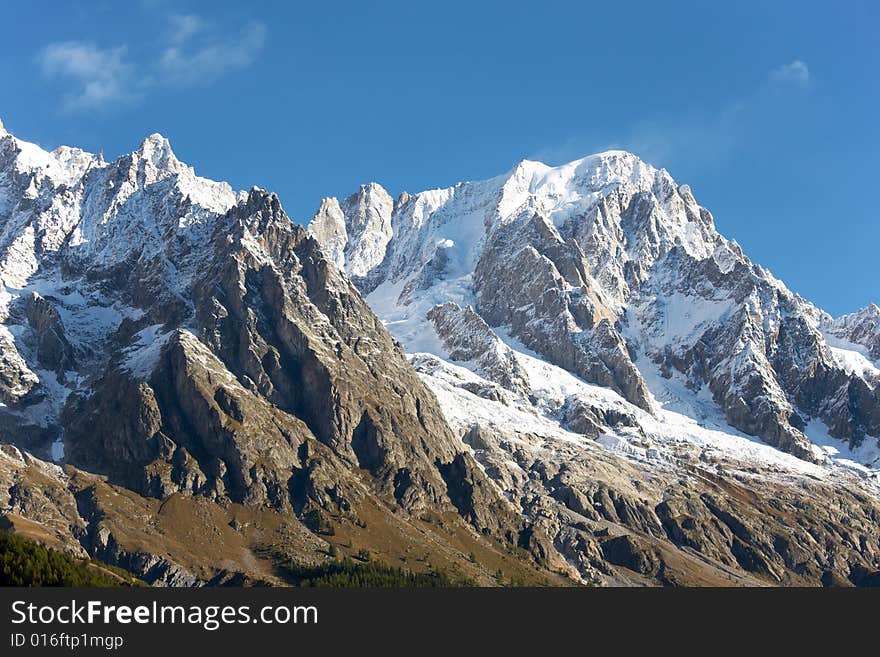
(472, 212), (654, 412)
(0, 338), (39, 406)
(306, 184), (393, 288)
(307, 197), (347, 270)
(601, 535), (661, 576)
(25, 293), (77, 375)
(827, 304), (880, 361)
(0, 445), (84, 552)
(428, 302), (531, 397)
(430, 397), (880, 586)
(58, 185), (520, 535)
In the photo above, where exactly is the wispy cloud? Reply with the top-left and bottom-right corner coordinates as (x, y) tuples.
(39, 42), (135, 110)
(159, 20), (266, 86)
(38, 11), (266, 112)
(166, 13), (207, 45)
(769, 60), (811, 88)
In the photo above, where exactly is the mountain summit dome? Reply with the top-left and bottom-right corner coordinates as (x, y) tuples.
(310, 150), (880, 465)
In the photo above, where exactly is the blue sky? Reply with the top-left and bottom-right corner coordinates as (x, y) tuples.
(0, 1), (876, 314)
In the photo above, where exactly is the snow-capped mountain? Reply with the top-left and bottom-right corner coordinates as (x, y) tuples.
(309, 151), (880, 472)
(0, 124), (242, 428)
(4, 118), (880, 586)
(825, 304), (880, 365)
(0, 121), (532, 586)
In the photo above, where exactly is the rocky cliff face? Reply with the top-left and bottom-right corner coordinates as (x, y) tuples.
(827, 304), (880, 362)
(308, 183), (394, 287)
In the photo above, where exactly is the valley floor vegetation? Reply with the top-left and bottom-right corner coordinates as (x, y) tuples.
(0, 530), (145, 587)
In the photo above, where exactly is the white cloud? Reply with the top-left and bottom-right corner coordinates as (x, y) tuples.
(38, 13), (266, 112)
(159, 21), (267, 86)
(769, 60), (811, 87)
(167, 13), (207, 45)
(39, 42), (135, 109)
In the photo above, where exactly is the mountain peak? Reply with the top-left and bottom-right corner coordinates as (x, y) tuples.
(351, 182), (393, 207)
(129, 134), (184, 181)
(505, 150), (659, 193)
(141, 132), (170, 147)
(136, 132), (177, 167)
(592, 148), (641, 160)
(238, 186), (286, 224)
(573, 149), (657, 179)
(242, 185), (275, 207)
(305, 181), (394, 280)
(0, 117), (5, 135)
(308, 197), (347, 269)
(509, 158), (551, 179)
(360, 181), (388, 193)
(838, 303), (880, 323)
(317, 196), (342, 213)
